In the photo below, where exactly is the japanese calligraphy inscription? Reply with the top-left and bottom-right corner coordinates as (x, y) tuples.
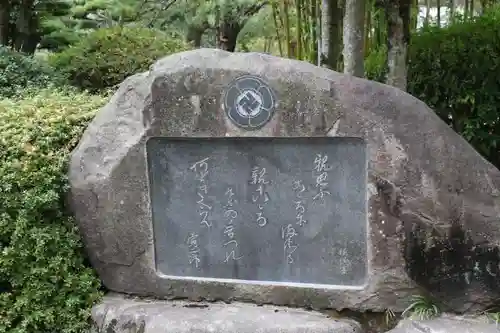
(146, 137), (368, 287)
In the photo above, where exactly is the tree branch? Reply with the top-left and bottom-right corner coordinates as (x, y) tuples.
(142, 0), (179, 24)
(243, 1), (269, 17)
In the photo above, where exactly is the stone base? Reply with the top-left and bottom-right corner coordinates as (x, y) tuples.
(91, 293), (363, 333)
(387, 314), (500, 333)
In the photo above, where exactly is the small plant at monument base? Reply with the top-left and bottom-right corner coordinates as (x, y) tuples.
(384, 308), (397, 326)
(402, 295), (441, 320)
(485, 311), (500, 325)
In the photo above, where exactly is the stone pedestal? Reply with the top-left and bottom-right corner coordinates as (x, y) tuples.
(386, 314), (500, 333)
(91, 293), (363, 333)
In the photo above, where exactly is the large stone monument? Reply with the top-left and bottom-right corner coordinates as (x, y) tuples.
(69, 49), (500, 332)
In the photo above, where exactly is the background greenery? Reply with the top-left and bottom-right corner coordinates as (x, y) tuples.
(49, 26), (190, 91)
(0, 89), (106, 332)
(1, 0), (499, 331)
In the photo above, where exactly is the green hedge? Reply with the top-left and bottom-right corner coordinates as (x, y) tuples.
(365, 8), (500, 169)
(0, 47), (66, 98)
(0, 89), (106, 333)
(407, 9), (500, 168)
(49, 26), (191, 92)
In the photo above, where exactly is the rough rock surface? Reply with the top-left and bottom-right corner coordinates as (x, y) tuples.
(69, 48), (500, 313)
(91, 293), (363, 333)
(387, 314), (500, 333)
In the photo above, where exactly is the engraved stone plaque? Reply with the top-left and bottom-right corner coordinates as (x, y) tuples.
(147, 137), (368, 287)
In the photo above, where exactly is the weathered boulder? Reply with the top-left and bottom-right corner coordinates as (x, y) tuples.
(91, 293), (363, 333)
(387, 315), (499, 333)
(69, 48), (500, 313)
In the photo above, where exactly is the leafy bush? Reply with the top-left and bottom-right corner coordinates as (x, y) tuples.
(364, 9), (500, 168)
(364, 45), (387, 83)
(0, 47), (66, 98)
(0, 89), (106, 333)
(49, 26), (191, 91)
(408, 8), (500, 168)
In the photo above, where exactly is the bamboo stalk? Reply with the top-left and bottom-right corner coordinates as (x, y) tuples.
(425, 0), (430, 25)
(296, 0), (303, 59)
(364, 0), (371, 56)
(282, 0), (292, 57)
(309, 0), (317, 63)
(271, 2), (284, 56)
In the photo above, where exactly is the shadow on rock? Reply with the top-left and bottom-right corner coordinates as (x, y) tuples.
(404, 221), (500, 312)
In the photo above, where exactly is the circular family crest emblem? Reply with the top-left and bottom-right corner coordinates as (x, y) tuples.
(223, 75), (276, 130)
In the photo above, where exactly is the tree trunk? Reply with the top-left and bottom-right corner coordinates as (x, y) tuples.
(186, 24), (208, 48)
(316, 0), (321, 65)
(321, 0), (343, 69)
(296, 0), (303, 59)
(338, 0), (346, 71)
(411, 0), (418, 31)
(283, 0), (292, 57)
(0, 0), (10, 46)
(449, 0), (455, 22)
(271, 3), (284, 56)
(216, 2), (266, 53)
(436, 0), (441, 26)
(343, 0), (365, 77)
(479, 0), (485, 14)
(374, 9), (385, 48)
(21, 32), (39, 54)
(425, 0), (430, 25)
(320, 0), (331, 66)
(385, 0), (410, 91)
(186, 26), (205, 48)
(309, 0), (318, 64)
(217, 21), (241, 52)
(14, 0), (36, 53)
(331, 0), (343, 70)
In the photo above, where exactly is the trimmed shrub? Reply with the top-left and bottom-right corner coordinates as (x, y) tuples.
(0, 47), (66, 98)
(408, 9), (500, 168)
(0, 89), (106, 333)
(49, 26), (191, 92)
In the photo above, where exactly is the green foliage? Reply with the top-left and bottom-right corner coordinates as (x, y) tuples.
(144, 0), (268, 50)
(402, 295), (441, 320)
(484, 304), (500, 324)
(408, 8), (500, 168)
(70, 0), (143, 27)
(237, 6), (277, 52)
(39, 17), (83, 52)
(173, 0), (265, 27)
(49, 26), (191, 91)
(364, 45), (387, 82)
(384, 309), (398, 327)
(0, 89), (106, 333)
(365, 9), (500, 169)
(5, 0), (147, 53)
(4, 0), (76, 53)
(36, 0), (76, 50)
(0, 47), (66, 98)
(38, 0), (146, 51)
(487, 312), (500, 324)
